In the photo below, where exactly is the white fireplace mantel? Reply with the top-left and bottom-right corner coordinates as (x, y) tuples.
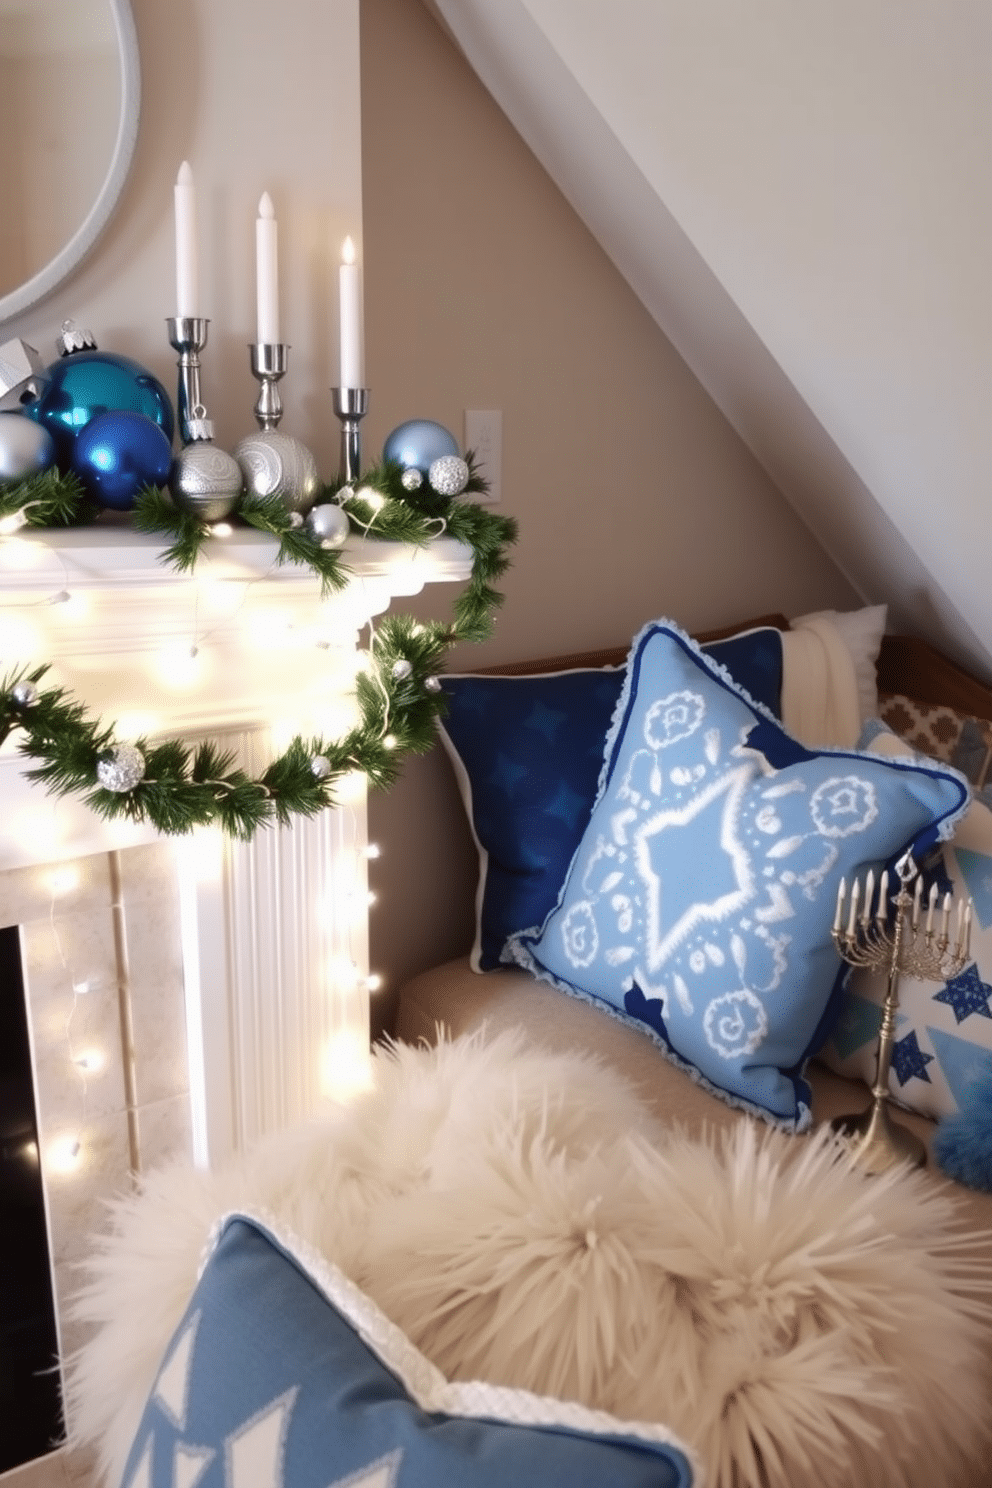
(0, 522), (473, 1167)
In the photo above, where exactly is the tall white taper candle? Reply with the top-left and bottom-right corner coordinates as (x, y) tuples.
(339, 236), (364, 389)
(174, 161), (199, 318)
(256, 192), (279, 345)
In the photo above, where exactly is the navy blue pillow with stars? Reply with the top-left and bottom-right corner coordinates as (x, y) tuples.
(439, 626), (784, 970)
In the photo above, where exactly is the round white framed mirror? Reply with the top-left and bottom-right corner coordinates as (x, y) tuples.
(0, 0), (140, 327)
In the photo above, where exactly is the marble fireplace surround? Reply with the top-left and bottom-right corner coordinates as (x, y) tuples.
(0, 524), (471, 1487)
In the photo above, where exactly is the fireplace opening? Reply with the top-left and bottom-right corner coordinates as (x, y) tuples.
(0, 924), (63, 1473)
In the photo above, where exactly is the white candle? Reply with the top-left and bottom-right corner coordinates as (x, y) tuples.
(926, 881), (938, 934)
(255, 192), (280, 345)
(833, 878), (846, 934)
(912, 874), (923, 929)
(174, 161), (199, 318)
(862, 870), (875, 927)
(846, 879), (860, 939)
(876, 870), (889, 923)
(338, 235), (364, 389)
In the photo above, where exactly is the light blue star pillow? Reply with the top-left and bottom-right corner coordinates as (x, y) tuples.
(507, 621), (969, 1130)
(118, 1212), (697, 1488)
(821, 727), (992, 1123)
(440, 626), (784, 970)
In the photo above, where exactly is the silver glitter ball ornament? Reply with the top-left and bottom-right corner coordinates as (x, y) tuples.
(233, 431), (320, 515)
(305, 503), (349, 550)
(11, 680), (38, 706)
(424, 676), (442, 693)
(170, 441), (243, 522)
(400, 467), (423, 492)
(391, 658), (413, 681)
(310, 755), (332, 780)
(428, 454), (470, 497)
(96, 743), (146, 793)
(0, 413), (56, 480)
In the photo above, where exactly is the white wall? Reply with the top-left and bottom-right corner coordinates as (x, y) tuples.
(431, 0), (992, 676)
(0, 0), (363, 479)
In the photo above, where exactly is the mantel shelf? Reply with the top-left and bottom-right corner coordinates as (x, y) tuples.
(0, 522), (474, 593)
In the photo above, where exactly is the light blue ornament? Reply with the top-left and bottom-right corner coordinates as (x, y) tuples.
(382, 419), (458, 478)
(25, 345), (174, 470)
(71, 410), (173, 511)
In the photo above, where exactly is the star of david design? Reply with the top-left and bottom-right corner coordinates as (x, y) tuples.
(226, 1388), (298, 1488)
(634, 766), (755, 973)
(546, 780), (589, 829)
(891, 1028), (934, 1086)
(934, 964), (992, 1024)
(154, 1312), (201, 1429)
(523, 699), (567, 742)
(328, 1449), (403, 1488)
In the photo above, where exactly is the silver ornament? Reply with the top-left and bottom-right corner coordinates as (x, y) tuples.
(170, 441), (243, 522)
(310, 755), (332, 780)
(400, 467), (423, 492)
(96, 743), (146, 793)
(391, 658), (413, 681)
(424, 676), (442, 693)
(11, 680), (37, 706)
(305, 503), (349, 550)
(288, 511), (304, 528)
(428, 454), (470, 497)
(0, 413), (56, 480)
(233, 431), (320, 515)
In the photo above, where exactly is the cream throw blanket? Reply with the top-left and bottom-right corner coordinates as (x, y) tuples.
(781, 613), (863, 749)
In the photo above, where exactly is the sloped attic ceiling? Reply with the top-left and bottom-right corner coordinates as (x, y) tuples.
(425, 0), (992, 679)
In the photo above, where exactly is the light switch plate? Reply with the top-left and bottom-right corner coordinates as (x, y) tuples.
(464, 409), (502, 503)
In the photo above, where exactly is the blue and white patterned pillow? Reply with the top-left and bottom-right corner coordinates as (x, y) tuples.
(507, 621), (969, 1130)
(118, 1212), (697, 1488)
(440, 626), (784, 970)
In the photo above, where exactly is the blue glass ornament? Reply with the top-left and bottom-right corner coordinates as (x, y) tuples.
(26, 349), (174, 469)
(383, 419), (458, 478)
(71, 410), (173, 511)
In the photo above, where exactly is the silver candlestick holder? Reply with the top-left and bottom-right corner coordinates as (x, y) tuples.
(830, 853), (972, 1172)
(332, 386), (369, 484)
(249, 343), (289, 429)
(166, 316), (210, 446)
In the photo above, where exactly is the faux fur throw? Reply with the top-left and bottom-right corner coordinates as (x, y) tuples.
(67, 1030), (992, 1488)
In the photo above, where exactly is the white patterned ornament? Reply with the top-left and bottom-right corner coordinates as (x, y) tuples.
(96, 743), (146, 793)
(428, 455), (470, 497)
(310, 755), (332, 780)
(400, 468), (423, 492)
(391, 659), (413, 681)
(234, 430), (320, 515)
(170, 426), (243, 523)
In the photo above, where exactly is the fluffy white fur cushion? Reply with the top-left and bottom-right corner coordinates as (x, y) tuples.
(67, 1030), (991, 1488)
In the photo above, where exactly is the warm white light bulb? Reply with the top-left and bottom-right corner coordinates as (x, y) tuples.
(364, 843), (381, 860)
(48, 1134), (84, 1173)
(0, 511), (28, 536)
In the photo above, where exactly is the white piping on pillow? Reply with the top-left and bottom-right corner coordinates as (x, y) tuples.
(781, 614), (862, 749)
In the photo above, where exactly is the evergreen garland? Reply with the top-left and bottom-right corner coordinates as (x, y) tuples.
(0, 461), (517, 841)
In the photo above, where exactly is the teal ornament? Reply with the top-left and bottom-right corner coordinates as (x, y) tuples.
(70, 411), (173, 511)
(0, 413), (56, 480)
(383, 419), (458, 479)
(26, 348), (174, 469)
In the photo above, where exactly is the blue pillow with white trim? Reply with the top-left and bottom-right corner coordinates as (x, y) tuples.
(440, 625), (784, 970)
(506, 620), (969, 1130)
(118, 1212), (697, 1488)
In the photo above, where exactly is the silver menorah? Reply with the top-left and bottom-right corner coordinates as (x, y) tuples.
(830, 852), (972, 1172)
